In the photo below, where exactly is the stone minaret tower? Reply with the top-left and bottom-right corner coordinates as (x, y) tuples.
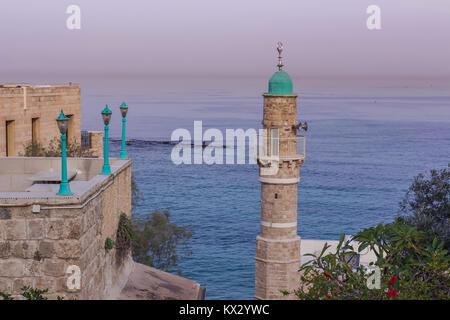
(255, 43), (305, 300)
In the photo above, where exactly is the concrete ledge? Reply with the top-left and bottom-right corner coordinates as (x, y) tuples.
(259, 177), (299, 184)
(261, 221), (297, 228)
(257, 235), (300, 243)
(0, 157), (131, 206)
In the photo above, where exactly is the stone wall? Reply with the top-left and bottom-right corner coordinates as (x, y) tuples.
(0, 85), (81, 157)
(0, 159), (132, 299)
(88, 131), (104, 158)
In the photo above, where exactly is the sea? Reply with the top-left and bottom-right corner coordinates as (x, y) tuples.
(10, 74), (450, 299)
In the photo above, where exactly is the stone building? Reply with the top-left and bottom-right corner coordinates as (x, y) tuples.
(0, 156), (204, 299)
(0, 84), (81, 157)
(0, 157), (133, 299)
(255, 44), (305, 300)
(0, 84), (102, 157)
(0, 83), (204, 300)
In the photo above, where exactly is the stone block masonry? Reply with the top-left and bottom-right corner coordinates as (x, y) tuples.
(255, 93), (305, 300)
(0, 84), (81, 157)
(87, 131), (104, 158)
(0, 158), (132, 299)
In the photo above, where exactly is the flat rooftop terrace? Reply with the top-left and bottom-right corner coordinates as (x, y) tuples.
(0, 157), (131, 205)
(0, 84), (76, 88)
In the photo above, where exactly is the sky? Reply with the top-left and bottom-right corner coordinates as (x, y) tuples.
(0, 0), (449, 78)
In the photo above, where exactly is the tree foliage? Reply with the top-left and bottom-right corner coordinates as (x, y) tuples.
(399, 167), (450, 250)
(295, 168), (450, 300)
(131, 209), (193, 275)
(130, 176), (194, 275)
(295, 221), (449, 300)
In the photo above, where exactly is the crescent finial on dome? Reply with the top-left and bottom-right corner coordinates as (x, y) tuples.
(277, 42), (284, 71)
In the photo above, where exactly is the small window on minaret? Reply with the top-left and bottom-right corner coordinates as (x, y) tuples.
(274, 193), (278, 199)
(271, 128), (279, 156)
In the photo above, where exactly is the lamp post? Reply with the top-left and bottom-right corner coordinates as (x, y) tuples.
(101, 105), (112, 175)
(119, 102), (128, 159)
(56, 110), (72, 195)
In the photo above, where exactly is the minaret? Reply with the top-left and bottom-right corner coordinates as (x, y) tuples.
(255, 43), (305, 300)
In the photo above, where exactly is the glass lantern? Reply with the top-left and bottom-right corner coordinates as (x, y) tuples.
(120, 102), (128, 118)
(56, 109), (70, 134)
(101, 105), (112, 125)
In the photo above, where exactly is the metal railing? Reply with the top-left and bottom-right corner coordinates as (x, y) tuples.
(256, 134), (305, 161)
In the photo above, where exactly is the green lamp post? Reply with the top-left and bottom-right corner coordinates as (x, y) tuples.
(56, 110), (73, 195)
(101, 105), (112, 175)
(119, 102), (128, 159)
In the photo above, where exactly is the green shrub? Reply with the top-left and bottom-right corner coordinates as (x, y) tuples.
(399, 167), (450, 250)
(114, 213), (134, 266)
(117, 213), (134, 250)
(1, 287), (49, 300)
(0, 292), (13, 300)
(0, 287), (65, 300)
(21, 286), (49, 300)
(294, 221), (450, 300)
(21, 138), (94, 158)
(104, 237), (115, 251)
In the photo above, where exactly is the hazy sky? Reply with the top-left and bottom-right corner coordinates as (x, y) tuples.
(1, 0), (449, 78)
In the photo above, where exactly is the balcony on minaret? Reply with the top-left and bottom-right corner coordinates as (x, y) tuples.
(256, 133), (305, 168)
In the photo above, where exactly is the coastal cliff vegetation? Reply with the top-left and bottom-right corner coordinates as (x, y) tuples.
(293, 167), (450, 300)
(130, 178), (194, 275)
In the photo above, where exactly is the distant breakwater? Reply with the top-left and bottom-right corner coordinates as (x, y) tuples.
(110, 138), (233, 148)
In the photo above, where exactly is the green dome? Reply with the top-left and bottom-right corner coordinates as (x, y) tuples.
(267, 70), (293, 95)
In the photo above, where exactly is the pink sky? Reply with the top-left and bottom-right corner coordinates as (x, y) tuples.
(0, 0), (449, 78)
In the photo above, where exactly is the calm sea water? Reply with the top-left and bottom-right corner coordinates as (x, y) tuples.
(20, 75), (450, 299)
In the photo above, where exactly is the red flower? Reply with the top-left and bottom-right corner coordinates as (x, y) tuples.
(323, 272), (332, 279)
(326, 295), (331, 299)
(389, 275), (397, 286)
(387, 289), (397, 298)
